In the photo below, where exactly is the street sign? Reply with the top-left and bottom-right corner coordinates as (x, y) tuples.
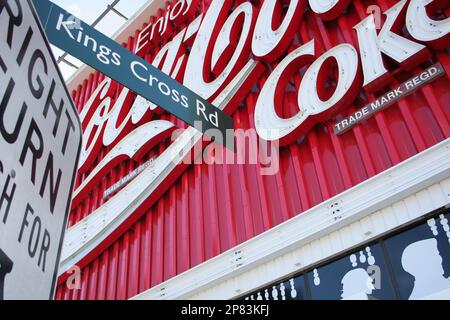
(0, 0), (82, 299)
(32, 0), (235, 149)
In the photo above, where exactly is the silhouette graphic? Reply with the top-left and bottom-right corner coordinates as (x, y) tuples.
(401, 238), (450, 300)
(340, 268), (375, 299)
(0, 250), (13, 300)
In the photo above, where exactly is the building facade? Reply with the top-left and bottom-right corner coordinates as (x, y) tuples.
(56, 0), (450, 300)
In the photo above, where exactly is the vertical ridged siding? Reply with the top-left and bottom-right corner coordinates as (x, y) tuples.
(56, 0), (450, 300)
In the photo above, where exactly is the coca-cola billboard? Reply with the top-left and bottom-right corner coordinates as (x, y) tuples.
(54, 0), (449, 300)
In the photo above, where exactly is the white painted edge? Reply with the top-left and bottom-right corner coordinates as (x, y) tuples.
(65, 0), (167, 92)
(132, 138), (450, 300)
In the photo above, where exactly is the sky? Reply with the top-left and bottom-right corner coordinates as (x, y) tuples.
(49, 0), (151, 79)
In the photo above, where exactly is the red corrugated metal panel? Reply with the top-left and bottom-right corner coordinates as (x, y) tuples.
(56, 0), (450, 299)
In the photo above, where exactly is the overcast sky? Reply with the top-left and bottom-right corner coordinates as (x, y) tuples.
(50, 0), (150, 80)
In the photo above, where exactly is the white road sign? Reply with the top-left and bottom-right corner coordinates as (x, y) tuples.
(0, 0), (82, 299)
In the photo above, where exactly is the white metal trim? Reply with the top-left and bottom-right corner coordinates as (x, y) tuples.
(132, 138), (450, 300)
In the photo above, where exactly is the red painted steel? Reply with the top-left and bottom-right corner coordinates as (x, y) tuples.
(57, 0), (450, 299)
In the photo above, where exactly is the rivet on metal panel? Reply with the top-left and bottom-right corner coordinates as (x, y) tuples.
(364, 231), (373, 237)
(328, 200), (344, 222)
